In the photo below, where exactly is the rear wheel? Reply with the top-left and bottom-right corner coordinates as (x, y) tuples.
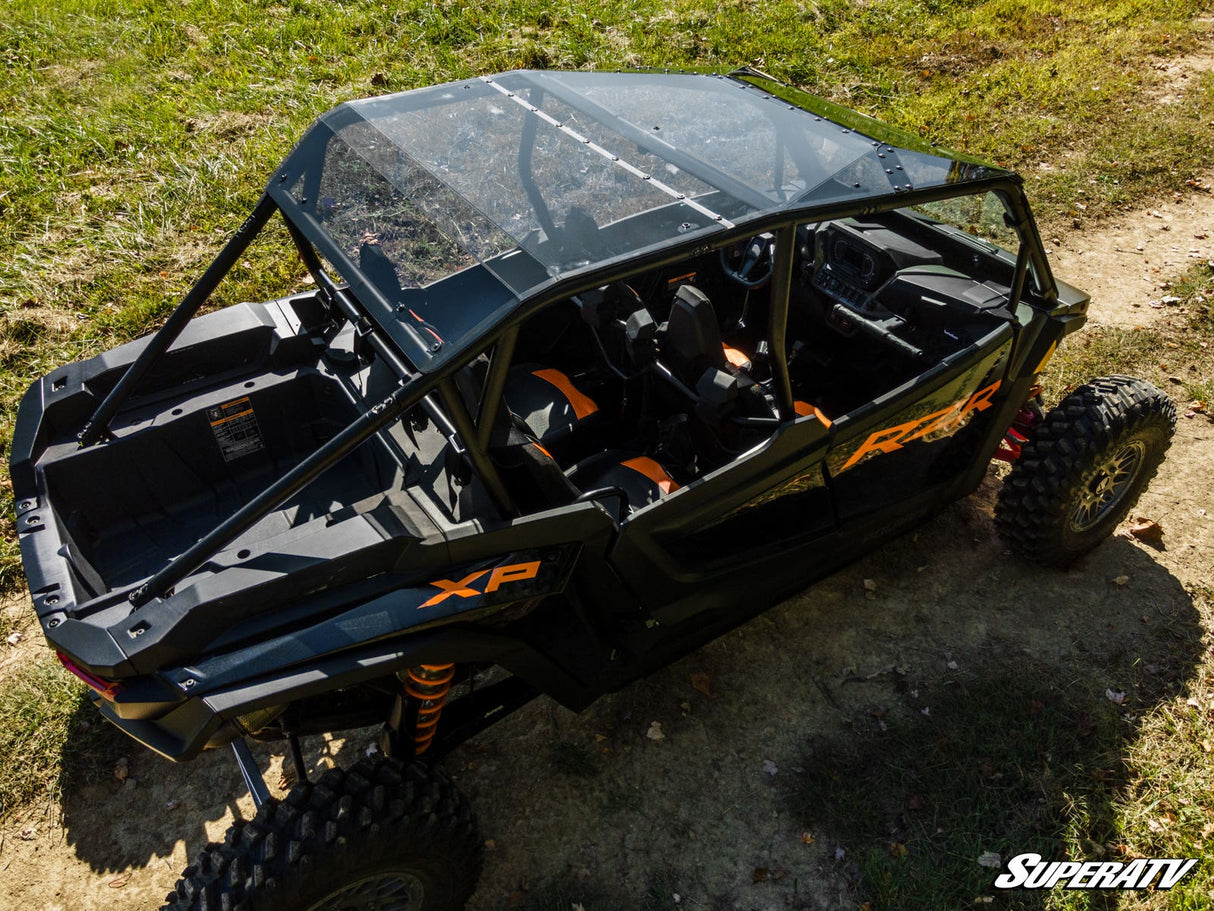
(162, 758), (482, 911)
(995, 376), (1175, 566)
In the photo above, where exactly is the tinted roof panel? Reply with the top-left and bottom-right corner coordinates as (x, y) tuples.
(269, 70), (1005, 368)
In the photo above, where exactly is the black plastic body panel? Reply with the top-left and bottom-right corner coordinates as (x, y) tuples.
(9, 74), (1097, 764)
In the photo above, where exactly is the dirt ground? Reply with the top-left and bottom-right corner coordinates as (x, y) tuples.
(1, 192), (1213, 911)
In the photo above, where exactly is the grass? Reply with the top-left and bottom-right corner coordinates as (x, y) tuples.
(1115, 588), (1214, 911)
(0, 654), (129, 818)
(1046, 260), (1214, 406)
(794, 651), (1214, 910)
(0, 0), (1213, 905)
(1, 0), (1213, 579)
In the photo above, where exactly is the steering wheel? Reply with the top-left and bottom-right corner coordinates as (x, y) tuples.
(719, 234), (774, 289)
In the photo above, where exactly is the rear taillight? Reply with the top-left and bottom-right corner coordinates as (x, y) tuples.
(56, 652), (123, 701)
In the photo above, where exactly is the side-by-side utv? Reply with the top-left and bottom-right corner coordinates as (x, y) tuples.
(9, 69), (1174, 909)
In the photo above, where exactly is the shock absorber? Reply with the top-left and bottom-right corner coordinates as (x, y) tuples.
(405, 663), (456, 755)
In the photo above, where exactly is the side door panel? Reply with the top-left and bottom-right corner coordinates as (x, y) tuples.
(825, 325), (1014, 521)
(608, 414), (834, 620)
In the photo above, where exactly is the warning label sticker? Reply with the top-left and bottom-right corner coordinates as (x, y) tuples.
(207, 396), (265, 462)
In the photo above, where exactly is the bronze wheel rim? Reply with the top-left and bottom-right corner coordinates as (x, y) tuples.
(1069, 440), (1145, 532)
(305, 871), (424, 911)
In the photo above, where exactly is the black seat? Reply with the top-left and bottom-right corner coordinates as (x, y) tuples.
(664, 284), (728, 388)
(503, 364), (602, 446)
(568, 449), (681, 517)
(487, 412), (581, 514)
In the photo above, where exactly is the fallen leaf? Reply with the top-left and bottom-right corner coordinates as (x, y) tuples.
(801, 831), (816, 845)
(5, 632), (21, 646)
(890, 842), (908, 858)
(1128, 518), (1163, 543)
(863, 578), (878, 592)
(646, 721), (665, 742)
(1106, 689), (1127, 705)
(977, 851), (1002, 869)
(1113, 575), (1130, 587)
(762, 759), (778, 776)
(109, 872), (132, 889)
(690, 673), (717, 698)
(114, 757), (130, 782)
(752, 867), (769, 883)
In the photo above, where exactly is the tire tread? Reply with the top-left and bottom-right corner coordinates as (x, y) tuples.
(995, 375), (1175, 565)
(161, 757), (482, 911)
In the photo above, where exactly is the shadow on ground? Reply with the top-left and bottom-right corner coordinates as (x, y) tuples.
(45, 487), (1203, 910)
(451, 497), (1203, 910)
(56, 712), (370, 880)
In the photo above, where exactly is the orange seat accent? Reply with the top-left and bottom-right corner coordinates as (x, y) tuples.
(620, 456), (680, 495)
(531, 369), (599, 420)
(531, 441), (554, 460)
(793, 400), (832, 427)
(722, 345), (752, 371)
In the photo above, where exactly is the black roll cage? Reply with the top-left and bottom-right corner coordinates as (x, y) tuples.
(80, 167), (1052, 610)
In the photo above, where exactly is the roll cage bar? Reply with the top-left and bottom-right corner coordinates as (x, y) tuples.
(77, 163), (1053, 612)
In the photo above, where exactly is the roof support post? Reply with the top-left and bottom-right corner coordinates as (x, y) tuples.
(79, 194), (278, 447)
(476, 327), (519, 451)
(767, 225), (797, 422)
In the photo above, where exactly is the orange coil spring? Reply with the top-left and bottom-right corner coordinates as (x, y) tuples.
(405, 663), (456, 755)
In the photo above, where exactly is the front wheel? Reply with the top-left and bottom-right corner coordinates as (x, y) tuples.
(162, 758), (482, 911)
(995, 375), (1176, 566)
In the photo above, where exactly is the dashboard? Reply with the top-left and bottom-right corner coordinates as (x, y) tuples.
(797, 216), (1015, 361)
